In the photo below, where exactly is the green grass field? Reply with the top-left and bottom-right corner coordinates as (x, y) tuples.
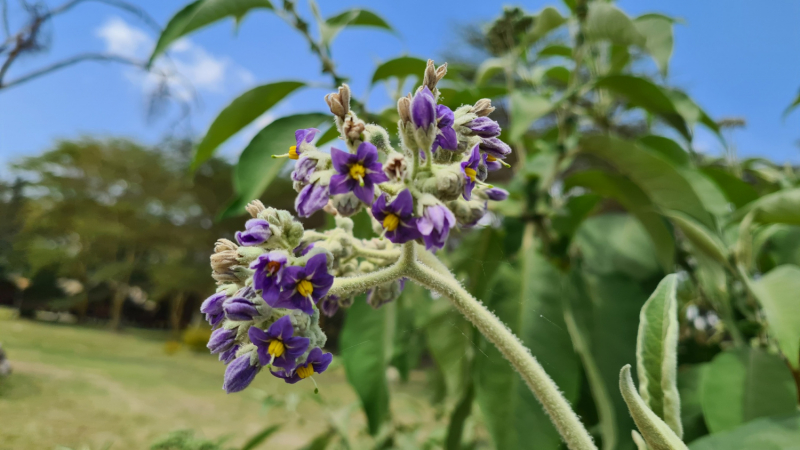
(0, 317), (437, 450)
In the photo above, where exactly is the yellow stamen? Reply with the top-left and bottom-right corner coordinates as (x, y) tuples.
(486, 155), (497, 162)
(288, 146), (299, 160)
(383, 213), (400, 232)
(268, 339), (285, 358)
(297, 279), (314, 297)
(349, 163), (366, 180)
(296, 363), (314, 379)
(464, 167), (477, 182)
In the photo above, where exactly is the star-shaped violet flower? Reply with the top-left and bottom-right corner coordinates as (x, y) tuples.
(271, 348), (333, 384)
(250, 252), (287, 303)
(329, 142), (389, 205)
(371, 189), (422, 244)
(461, 144), (481, 200)
(249, 316), (309, 371)
(287, 128), (319, 160)
(273, 253), (334, 315)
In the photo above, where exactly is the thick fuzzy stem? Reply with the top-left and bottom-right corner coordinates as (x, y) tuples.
(407, 258), (598, 450)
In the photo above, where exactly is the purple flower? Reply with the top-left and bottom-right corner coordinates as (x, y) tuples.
(318, 295), (339, 317)
(483, 153), (502, 172)
(200, 292), (226, 328)
(479, 137), (512, 158)
(235, 218), (271, 246)
(295, 182), (329, 218)
(220, 345), (239, 364)
(329, 143), (389, 205)
(223, 353), (260, 393)
(223, 296), (259, 321)
(208, 328), (236, 355)
(293, 242), (314, 257)
(289, 128), (319, 160)
(291, 156), (317, 184)
(249, 316), (309, 371)
(271, 348), (333, 384)
(417, 204), (456, 250)
(432, 105), (458, 152)
(411, 86), (436, 129)
(467, 117), (501, 138)
(461, 145), (481, 200)
(251, 252), (287, 303)
(371, 189), (422, 244)
(273, 254), (334, 315)
(485, 188), (509, 201)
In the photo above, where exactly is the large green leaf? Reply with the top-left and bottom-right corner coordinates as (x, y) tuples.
(585, 3), (646, 47)
(700, 347), (798, 433)
(663, 211), (728, 268)
(619, 365), (689, 450)
(509, 91), (552, 142)
(525, 6), (567, 44)
(320, 8), (394, 48)
(700, 167), (759, 209)
(340, 296), (395, 435)
(689, 413), (800, 450)
(565, 170), (675, 271)
(634, 14), (675, 76)
(580, 135), (713, 227)
(225, 113), (330, 218)
(736, 188), (800, 266)
(594, 76), (690, 140)
(678, 365), (708, 443)
(192, 81), (305, 170)
(750, 265), (800, 369)
(370, 56), (427, 86)
(476, 247), (580, 450)
(636, 274), (682, 437)
(150, 0), (273, 65)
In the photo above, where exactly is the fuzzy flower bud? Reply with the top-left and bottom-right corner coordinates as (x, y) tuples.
(384, 153), (407, 181)
(343, 116), (366, 142)
(245, 200), (266, 218)
(412, 86), (436, 130)
(367, 278), (406, 309)
(325, 84), (351, 118)
(419, 165), (464, 201)
(423, 59), (448, 92)
(397, 95), (412, 123)
(484, 187), (509, 201)
(332, 192), (363, 217)
(449, 198), (487, 227)
(470, 98), (495, 117)
(214, 239), (238, 254)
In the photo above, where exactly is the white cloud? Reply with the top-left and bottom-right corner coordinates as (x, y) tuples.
(95, 17), (252, 97)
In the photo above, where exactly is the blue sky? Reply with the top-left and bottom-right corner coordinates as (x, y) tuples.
(1, 0), (799, 172)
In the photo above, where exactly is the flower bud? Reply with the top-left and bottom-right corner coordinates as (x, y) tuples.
(470, 98), (495, 117)
(367, 278), (406, 309)
(384, 153), (407, 181)
(419, 165), (464, 201)
(332, 192), (363, 217)
(211, 250), (237, 274)
(484, 187), (509, 201)
(412, 86), (436, 130)
(423, 59), (447, 92)
(343, 116), (366, 142)
(214, 238), (238, 254)
(466, 117), (501, 138)
(397, 95), (412, 123)
(245, 200), (265, 218)
(325, 84), (351, 118)
(479, 137), (512, 158)
(449, 198), (487, 227)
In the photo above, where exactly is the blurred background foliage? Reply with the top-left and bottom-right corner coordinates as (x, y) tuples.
(1, 0), (800, 449)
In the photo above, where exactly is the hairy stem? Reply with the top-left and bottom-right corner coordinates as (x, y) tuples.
(406, 253), (597, 450)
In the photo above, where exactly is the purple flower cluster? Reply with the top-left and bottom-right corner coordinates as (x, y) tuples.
(412, 87), (457, 152)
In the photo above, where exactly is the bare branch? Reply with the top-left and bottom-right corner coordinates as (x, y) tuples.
(0, 52), (144, 90)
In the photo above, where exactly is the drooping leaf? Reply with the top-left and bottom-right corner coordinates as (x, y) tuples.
(544, 66), (570, 86)
(192, 81), (305, 169)
(594, 75), (690, 140)
(150, 0), (273, 65)
(224, 113), (330, 218)
(667, 89), (723, 141)
(475, 56), (513, 86)
(509, 91), (552, 142)
(340, 296), (395, 435)
(565, 171), (675, 271)
(476, 246), (580, 450)
(749, 265), (800, 369)
(525, 6), (567, 44)
(636, 274), (682, 438)
(370, 56), (427, 86)
(736, 188), (800, 265)
(700, 347), (798, 433)
(538, 43), (572, 58)
(320, 8), (394, 48)
(585, 3), (646, 47)
(700, 167), (759, 209)
(580, 135), (713, 227)
(240, 424), (282, 450)
(688, 413), (800, 450)
(634, 14), (675, 76)
(620, 365), (689, 450)
(663, 211), (728, 268)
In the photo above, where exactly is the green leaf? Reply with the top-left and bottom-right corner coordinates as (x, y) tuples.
(321, 8), (394, 48)
(667, 89), (723, 141)
(298, 429), (335, 450)
(636, 274), (683, 438)
(585, 3), (646, 47)
(509, 91), (552, 142)
(638, 135), (690, 168)
(476, 247), (580, 450)
(783, 89), (800, 119)
(340, 296), (394, 435)
(677, 365), (708, 442)
(240, 424), (281, 450)
(150, 0), (273, 65)
(594, 75), (690, 140)
(565, 171), (675, 271)
(474, 56), (512, 86)
(526, 6), (567, 44)
(227, 113), (330, 218)
(700, 347), (798, 433)
(580, 135), (713, 227)
(750, 265), (800, 369)
(424, 302), (472, 398)
(619, 365), (689, 450)
(663, 211), (728, 267)
(700, 167), (759, 209)
(736, 188), (800, 265)
(438, 85), (507, 111)
(192, 81), (305, 170)
(634, 14), (675, 76)
(445, 381), (475, 450)
(539, 43), (572, 58)
(689, 413), (800, 450)
(370, 56), (427, 86)
(544, 66), (570, 86)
